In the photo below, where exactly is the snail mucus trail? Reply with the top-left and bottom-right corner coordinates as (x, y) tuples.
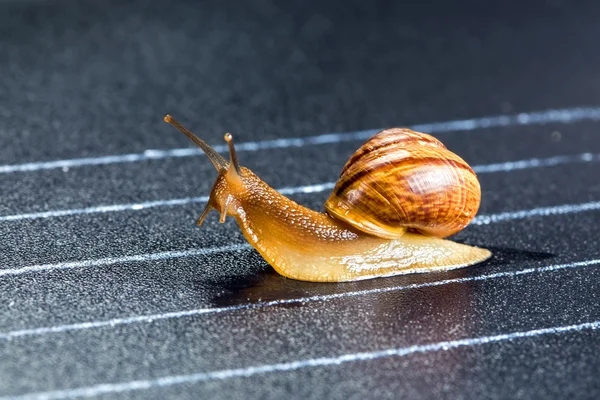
(164, 115), (491, 282)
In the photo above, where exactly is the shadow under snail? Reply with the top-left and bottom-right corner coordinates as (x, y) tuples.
(164, 116), (491, 282)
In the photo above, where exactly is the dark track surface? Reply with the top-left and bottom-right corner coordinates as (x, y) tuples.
(1, 0), (599, 399)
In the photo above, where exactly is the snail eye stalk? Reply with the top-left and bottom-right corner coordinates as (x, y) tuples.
(224, 133), (242, 176)
(164, 115), (228, 171)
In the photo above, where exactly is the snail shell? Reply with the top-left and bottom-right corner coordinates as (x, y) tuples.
(325, 128), (481, 239)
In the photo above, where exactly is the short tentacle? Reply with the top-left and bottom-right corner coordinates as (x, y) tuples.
(196, 202), (213, 226)
(224, 133), (242, 176)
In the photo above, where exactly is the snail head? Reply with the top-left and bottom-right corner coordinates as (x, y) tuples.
(164, 115), (249, 226)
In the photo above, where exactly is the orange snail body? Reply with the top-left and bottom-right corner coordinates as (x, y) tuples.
(164, 116), (491, 282)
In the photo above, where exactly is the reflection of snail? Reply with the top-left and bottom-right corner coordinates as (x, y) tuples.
(164, 116), (491, 282)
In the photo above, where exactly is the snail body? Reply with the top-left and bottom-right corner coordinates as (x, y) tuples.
(164, 116), (491, 282)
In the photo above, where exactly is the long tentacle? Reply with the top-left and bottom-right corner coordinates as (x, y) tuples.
(164, 115), (228, 171)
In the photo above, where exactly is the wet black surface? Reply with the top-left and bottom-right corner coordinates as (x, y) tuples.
(1, 0), (600, 399)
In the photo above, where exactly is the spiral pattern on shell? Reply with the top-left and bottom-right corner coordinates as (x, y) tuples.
(324, 128), (481, 239)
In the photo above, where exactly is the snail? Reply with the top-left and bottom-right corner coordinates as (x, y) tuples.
(164, 116), (491, 282)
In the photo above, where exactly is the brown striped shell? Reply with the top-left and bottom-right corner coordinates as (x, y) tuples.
(324, 128), (481, 239)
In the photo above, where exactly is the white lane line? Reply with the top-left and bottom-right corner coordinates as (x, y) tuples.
(1, 259), (598, 340)
(6, 319), (600, 399)
(0, 196), (210, 222)
(471, 152), (598, 173)
(0, 199), (598, 278)
(2, 106), (600, 174)
(0, 200), (599, 279)
(0, 244), (251, 278)
(1, 152), (598, 222)
(472, 201), (600, 225)
(0, 181), (338, 222)
(1, 197), (598, 226)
